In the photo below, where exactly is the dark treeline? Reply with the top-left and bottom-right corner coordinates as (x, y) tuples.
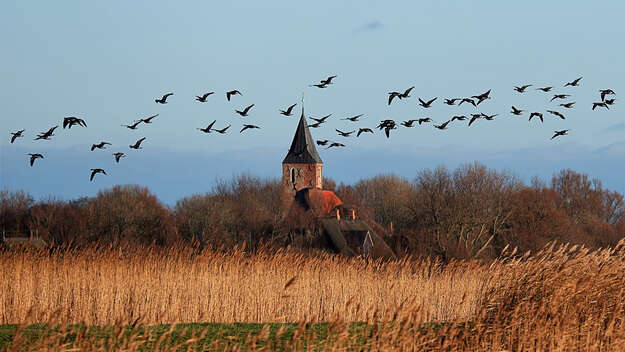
(2, 162), (624, 261)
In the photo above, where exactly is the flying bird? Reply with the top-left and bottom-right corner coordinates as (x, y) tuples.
(240, 124), (260, 133)
(472, 89), (491, 105)
(342, 114), (364, 122)
(10, 129), (25, 143)
(564, 77), (582, 87)
(195, 92), (214, 102)
(547, 110), (566, 120)
(511, 106), (524, 115)
(139, 114), (158, 123)
(316, 140), (329, 146)
(388, 91), (402, 105)
(559, 102), (575, 109)
(514, 84), (532, 93)
(459, 98), (476, 107)
(551, 94), (570, 102)
(309, 114), (331, 124)
(310, 82), (328, 89)
(34, 126), (58, 140)
(28, 153), (43, 166)
(336, 129), (355, 137)
(604, 98), (616, 106)
(451, 115), (467, 122)
(481, 113), (498, 121)
(90, 141), (111, 151)
(326, 142), (345, 149)
(444, 98), (460, 105)
(90, 168), (107, 181)
(592, 102), (609, 110)
(279, 103), (297, 116)
(235, 104), (254, 117)
(599, 89), (615, 101)
(155, 92), (173, 104)
(214, 125), (231, 134)
(357, 128), (374, 136)
(551, 130), (569, 140)
(121, 120), (142, 130)
(129, 137), (146, 149)
(401, 119), (418, 127)
(112, 152), (125, 163)
(197, 120), (217, 133)
(536, 86), (553, 92)
(383, 125), (397, 138)
(529, 112), (544, 123)
(320, 75), (337, 85)
(226, 90), (242, 101)
(433, 120), (451, 130)
(400, 86), (415, 98)
(418, 118), (432, 125)
(468, 114), (482, 127)
(418, 97), (437, 108)
(63, 116), (87, 129)
(308, 122), (323, 128)
(377, 120), (396, 130)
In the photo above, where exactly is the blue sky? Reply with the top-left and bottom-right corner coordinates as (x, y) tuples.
(1, 2), (624, 204)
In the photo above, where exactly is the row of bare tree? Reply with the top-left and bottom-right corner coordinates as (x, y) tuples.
(2, 163), (623, 260)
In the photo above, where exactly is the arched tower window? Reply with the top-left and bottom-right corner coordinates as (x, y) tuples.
(290, 168), (296, 184)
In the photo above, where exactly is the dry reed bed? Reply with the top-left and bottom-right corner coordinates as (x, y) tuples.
(0, 246), (489, 325)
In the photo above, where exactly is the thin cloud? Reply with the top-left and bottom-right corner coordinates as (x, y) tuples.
(603, 122), (625, 133)
(353, 21), (384, 34)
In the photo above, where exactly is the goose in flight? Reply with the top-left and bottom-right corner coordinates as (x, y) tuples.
(35, 126), (58, 140)
(433, 120), (451, 130)
(481, 113), (498, 121)
(559, 102), (575, 108)
(63, 116), (87, 129)
(600, 89), (615, 101)
(310, 82), (328, 88)
(91, 141), (111, 151)
(551, 94), (570, 102)
(388, 91), (402, 105)
(326, 142), (345, 149)
(214, 125), (231, 134)
(112, 152), (125, 163)
(155, 92), (173, 104)
(468, 114), (482, 126)
(564, 77), (582, 87)
(235, 104), (254, 117)
(529, 112), (544, 122)
(472, 89), (491, 105)
(444, 98), (459, 105)
(240, 124), (260, 133)
(316, 140), (329, 146)
(139, 114), (158, 123)
(547, 110), (566, 120)
(458, 98), (476, 107)
(418, 97), (437, 108)
(320, 75), (337, 85)
(196, 92), (214, 102)
(400, 86), (414, 98)
(129, 137), (146, 149)
(401, 119), (418, 127)
(551, 130), (569, 140)
(357, 127), (374, 136)
(605, 98), (616, 106)
(10, 129), (25, 143)
(28, 153), (43, 166)
(417, 118), (432, 125)
(308, 121), (323, 128)
(121, 120), (142, 130)
(511, 106), (524, 115)
(377, 119), (396, 130)
(451, 115), (467, 122)
(514, 85), (532, 93)
(279, 103), (297, 116)
(197, 120), (217, 133)
(226, 90), (242, 101)
(90, 168), (107, 181)
(342, 114), (363, 122)
(336, 129), (355, 137)
(592, 102), (609, 110)
(536, 86), (553, 92)
(309, 114), (331, 124)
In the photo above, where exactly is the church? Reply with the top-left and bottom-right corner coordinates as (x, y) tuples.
(280, 103), (395, 259)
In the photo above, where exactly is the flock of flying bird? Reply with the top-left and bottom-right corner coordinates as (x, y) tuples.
(7, 75), (618, 181)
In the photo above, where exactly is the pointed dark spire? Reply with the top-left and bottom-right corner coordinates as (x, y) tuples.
(282, 94), (322, 164)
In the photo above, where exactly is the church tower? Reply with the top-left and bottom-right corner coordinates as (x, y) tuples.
(282, 98), (323, 202)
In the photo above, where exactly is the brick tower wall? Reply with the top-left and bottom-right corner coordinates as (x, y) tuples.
(281, 163), (323, 211)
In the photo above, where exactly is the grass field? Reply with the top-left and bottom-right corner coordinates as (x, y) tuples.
(1, 242), (625, 350)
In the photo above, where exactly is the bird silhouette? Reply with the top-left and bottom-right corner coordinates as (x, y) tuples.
(472, 89), (491, 105)
(309, 114), (331, 124)
(90, 141), (111, 151)
(511, 106), (524, 115)
(592, 102), (609, 110)
(377, 120), (396, 130)
(418, 97), (437, 108)
(197, 120), (217, 133)
(336, 129), (355, 137)
(529, 112), (544, 123)
(35, 126), (58, 140)
(551, 94), (570, 102)
(121, 120), (142, 130)
(444, 98), (460, 105)
(551, 130), (569, 140)
(28, 153), (43, 166)
(514, 85), (532, 93)
(90, 168), (106, 181)
(214, 125), (231, 134)
(10, 129), (25, 143)
(604, 98), (616, 106)
(342, 114), (364, 122)
(388, 91), (402, 105)
(564, 77), (582, 87)
(401, 120), (418, 127)
(418, 118), (432, 125)
(434, 120), (451, 130)
(308, 122), (323, 128)
(320, 75), (337, 85)
(536, 86), (553, 92)
(235, 104), (254, 117)
(226, 90), (242, 101)
(547, 110), (566, 120)
(129, 137), (146, 149)
(279, 103), (297, 116)
(600, 89), (615, 101)
(481, 113), (498, 121)
(310, 82), (328, 89)
(155, 93), (173, 104)
(459, 98), (476, 107)
(400, 86), (414, 98)
(357, 128), (374, 136)
(112, 152), (125, 163)
(383, 125), (397, 138)
(316, 140), (329, 146)
(468, 114), (482, 126)
(451, 115), (467, 122)
(559, 102), (575, 109)
(63, 116), (87, 129)
(195, 92), (214, 102)
(326, 142), (345, 149)
(240, 124), (260, 133)
(139, 114), (158, 123)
